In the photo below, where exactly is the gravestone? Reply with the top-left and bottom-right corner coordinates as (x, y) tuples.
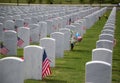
(4, 15), (13, 21)
(31, 16), (38, 24)
(96, 40), (113, 51)
(85, 61), (112, 83)
(39, 21), (47, 39)
(0, 57), (24, 83)
(101, 29), (114, 36)
(15, 19), (24, 29)
(59, 28), (71, 50)
(4, 20), (15, 30)
(0, 23), (3, 41)
(92, 48), (112, 64)
(66, 25), (76, 36)
(0, 16), (5, 23)
(40, 38), (55, 67)
(3, 30), (17, 55)
(24, 45), (43, 80)
(103, 26), (114, 31)
(72, 22), (84, 36)
(46, 20), (53, 35)
(57, 17), (63, 29)
(29, 24), (40, 43)
(99, 34), (114, 41)
(105, 23), (115, 28)
(52, 18), (59, 32)
(50, 32), (64, 58)
(24, 18), (32, 27)
(13, 15), (21, 20)
(17, 27), (30, 48)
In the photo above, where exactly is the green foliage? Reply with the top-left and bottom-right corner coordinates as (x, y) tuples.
(26, 0), (36, 4)
(89, 0), (94, 5)
(79, 0), (84, 4)
(112, 10), (120, 83)
(38, 0), (42, 4)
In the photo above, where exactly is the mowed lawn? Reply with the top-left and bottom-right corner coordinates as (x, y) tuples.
(0, 10), (120, 83)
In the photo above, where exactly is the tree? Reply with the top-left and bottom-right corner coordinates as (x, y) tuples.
(89, 0), (94, 5)
(26, 0), (36, 4)
(46, 0), (53, 4)
(79, 0), (84, 4)
(39, 0), (42, 4)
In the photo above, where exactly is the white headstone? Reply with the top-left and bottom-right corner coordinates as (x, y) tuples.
(13, 15), (21, 20)
(24, 45), (43, 80)
(39, 21), (47, 39)
(72, 22), (81, 35)
(0, 57), (24, 83)
(0, 16), (5, 23)
(29, 24), (40, 43)
(17, 27), (30, 48)
(52, 18), (59, 32)
(4, 20), (15, 30)
(96, 40), (113, 51)
(4, 15), (13, 21)
(0, 23), (3, 41)
(104, 26), (114, 31)
(31, 16), (38, 24)
(99, 34), (114, 41)
(46, 20), (53, 35)
(101, 29), (114, 36)
(59, 28), (71, 50)
(85, 61), (112, 83)
(66, 25), (76, 36)
(15, 19), (24, 29)
(3, 30), (17, 55)
(50, 32), (64, 58)
(40, 38), (55, 67)
(92, 48), (112, 64)
(24, 18), (32, 27)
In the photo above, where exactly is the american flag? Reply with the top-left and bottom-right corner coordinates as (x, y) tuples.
(42, 50), (51, 78)
(0, 43), (9, 55)
(17, 37), (24, 47)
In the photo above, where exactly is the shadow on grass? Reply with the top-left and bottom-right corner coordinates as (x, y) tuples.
(25, 79), (67, 83)
(112, 68), (120, 72)
(112, 79), (120, 83)
(43, 79), (67, 83)
(55, 65), (74, 70)
(113, 58), (120, 61)
(71, 49), (91, 53)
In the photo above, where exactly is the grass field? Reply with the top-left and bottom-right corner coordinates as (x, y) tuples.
(0, 10), (120, 83)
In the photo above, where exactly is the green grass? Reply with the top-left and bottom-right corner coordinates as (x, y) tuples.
(0, 10), (120, 83)
(112, 10), (120, 83)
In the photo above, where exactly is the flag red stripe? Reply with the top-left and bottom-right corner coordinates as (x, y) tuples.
(42, 58), (51, 78)
(17, 39), (24, 47)
(0, 47), (8, 55)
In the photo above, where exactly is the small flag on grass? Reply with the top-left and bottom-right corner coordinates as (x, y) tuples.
(0, 43), (9, 55)
(42, 50), (51, 78)
(17, 37), (24, 47)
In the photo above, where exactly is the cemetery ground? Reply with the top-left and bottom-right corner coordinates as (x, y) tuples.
(0, 10), (120, 83)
